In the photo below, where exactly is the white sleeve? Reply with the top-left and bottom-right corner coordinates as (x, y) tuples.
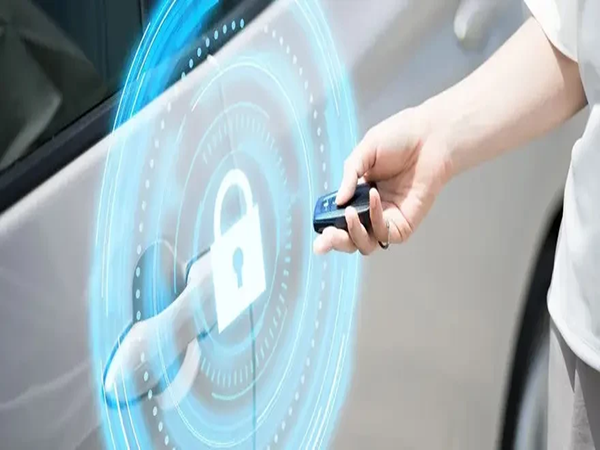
(524, 0), (579, 61)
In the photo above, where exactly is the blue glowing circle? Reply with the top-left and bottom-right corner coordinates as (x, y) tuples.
(90, 0), (360, 448)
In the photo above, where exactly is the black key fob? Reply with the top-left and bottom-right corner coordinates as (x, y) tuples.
(313, 182), (375, 234)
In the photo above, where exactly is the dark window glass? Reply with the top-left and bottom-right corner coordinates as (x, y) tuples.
(0, 0), (272, 213)
(0, 0), (143, 172)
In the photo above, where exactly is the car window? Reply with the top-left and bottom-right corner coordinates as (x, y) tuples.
(0, 0), (142, 172)
(0, 0), (273, 213)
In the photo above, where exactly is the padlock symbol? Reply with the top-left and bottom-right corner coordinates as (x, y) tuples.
(210, 169), (266, 333)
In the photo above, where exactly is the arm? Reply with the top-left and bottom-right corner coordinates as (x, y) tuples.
(315, 17), (586, 255)
(423, 17), (586, 178)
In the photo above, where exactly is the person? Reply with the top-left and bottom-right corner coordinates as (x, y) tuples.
(313, 1), (600, 448)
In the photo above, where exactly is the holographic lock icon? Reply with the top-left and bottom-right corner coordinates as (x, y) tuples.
(210, 169), (266, 333)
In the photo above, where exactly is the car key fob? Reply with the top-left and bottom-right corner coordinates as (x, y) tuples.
(313, 182), (375, 234)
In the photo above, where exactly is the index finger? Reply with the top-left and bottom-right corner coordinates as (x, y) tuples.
(335, 132), (377, 205)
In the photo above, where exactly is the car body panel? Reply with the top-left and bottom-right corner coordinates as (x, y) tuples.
(0, 0), (586, 448)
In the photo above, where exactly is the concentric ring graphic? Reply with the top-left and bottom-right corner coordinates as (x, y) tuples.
(90, 0), (361, 448)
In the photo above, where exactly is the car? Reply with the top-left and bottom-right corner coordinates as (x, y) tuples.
(0, 0), (587, 448)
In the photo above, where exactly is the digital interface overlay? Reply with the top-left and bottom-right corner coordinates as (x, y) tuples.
(90, 0), (361, 448)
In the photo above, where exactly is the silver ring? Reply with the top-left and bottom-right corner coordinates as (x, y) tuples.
(378, 219), (391, 250)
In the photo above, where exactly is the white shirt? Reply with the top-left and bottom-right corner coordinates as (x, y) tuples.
(526, 0), (600, 371)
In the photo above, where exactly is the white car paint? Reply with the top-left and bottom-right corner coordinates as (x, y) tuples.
(0, 0), (586, 448)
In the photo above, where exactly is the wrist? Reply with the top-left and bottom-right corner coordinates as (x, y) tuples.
(414, 95), (460, 184)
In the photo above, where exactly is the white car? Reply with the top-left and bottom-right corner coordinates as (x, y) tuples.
(0, 0), (586, 449)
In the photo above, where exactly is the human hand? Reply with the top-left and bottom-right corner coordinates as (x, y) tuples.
(313, 107), (453, 255)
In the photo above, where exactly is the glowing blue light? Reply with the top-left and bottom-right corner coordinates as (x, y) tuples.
(91, 0), (361, 448)
(189, 58), (193, 69)
(214, 30), (219, 40)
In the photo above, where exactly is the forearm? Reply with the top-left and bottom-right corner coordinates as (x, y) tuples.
(422, 17), (586, 178)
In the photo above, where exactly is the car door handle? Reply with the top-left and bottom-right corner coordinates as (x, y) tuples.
(103, 244), (216, 407)
(454, 0), (505, 50)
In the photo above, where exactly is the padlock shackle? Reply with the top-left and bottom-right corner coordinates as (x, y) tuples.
(213, 169), (254, 238)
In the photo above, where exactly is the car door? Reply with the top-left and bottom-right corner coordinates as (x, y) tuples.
(0, 0), (586, 449)
(0, 1), (269, 448)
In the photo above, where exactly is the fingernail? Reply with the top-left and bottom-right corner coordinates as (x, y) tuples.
(313, 239), (324, 255)
(335, 188), (346, 204)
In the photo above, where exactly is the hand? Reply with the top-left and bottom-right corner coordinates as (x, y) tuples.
(313, 107), (452, 255)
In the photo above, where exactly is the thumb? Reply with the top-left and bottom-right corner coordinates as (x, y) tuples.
(336, 131), (377, 205)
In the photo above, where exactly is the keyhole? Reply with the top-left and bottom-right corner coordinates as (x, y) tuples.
(233, 248), (244, 288)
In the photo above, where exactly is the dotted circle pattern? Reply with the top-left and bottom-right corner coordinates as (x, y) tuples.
(142, 18), (334, 449)
(93, 1), (360, 447)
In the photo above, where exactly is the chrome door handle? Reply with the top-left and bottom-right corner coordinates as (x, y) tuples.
(103, 241), (216, 408)
(454, 0), (505, 50)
